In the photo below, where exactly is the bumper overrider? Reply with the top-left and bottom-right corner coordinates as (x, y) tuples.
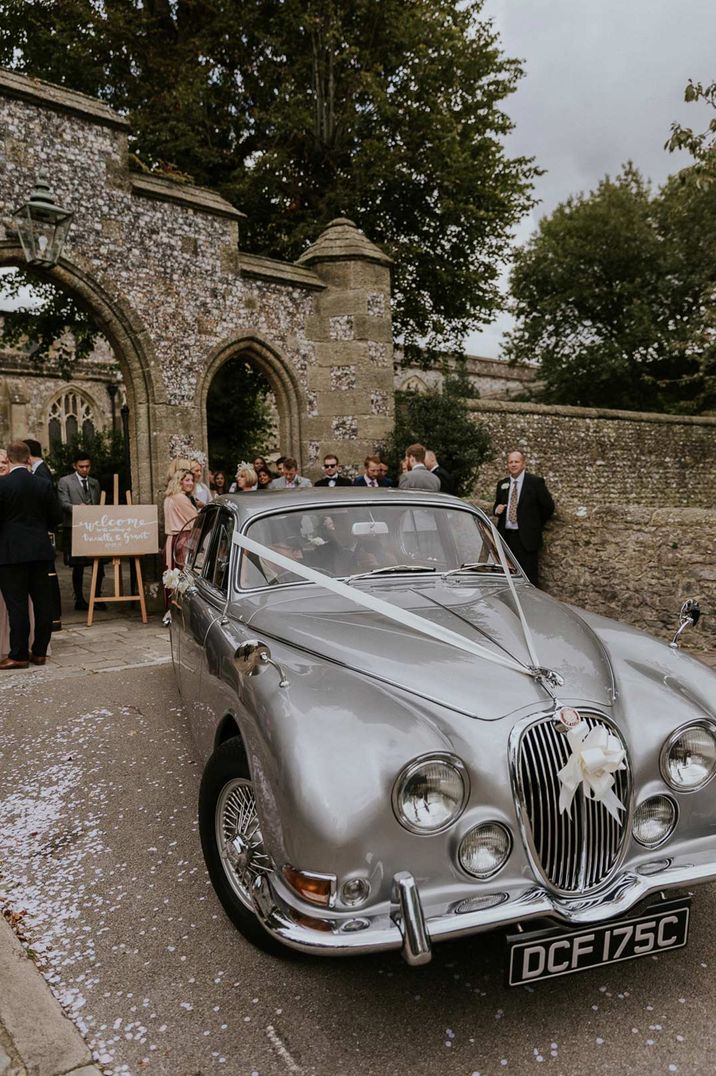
(251, 850), (716, 965)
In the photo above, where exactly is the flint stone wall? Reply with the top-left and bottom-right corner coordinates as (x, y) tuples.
(470, 399), (716, 647)
(0, 69), (394, 502)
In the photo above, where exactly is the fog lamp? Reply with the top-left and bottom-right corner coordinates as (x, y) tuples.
(661, 724), (716, 791)
(632, 796), (677, 848)
(282, 865), (335, 907)
(340, 877), (370, 906)
(393, 754), (468, 834)
(458, 822), (512, 878)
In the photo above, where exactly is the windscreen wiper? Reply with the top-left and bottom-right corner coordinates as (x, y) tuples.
(346, 564), (437, 583)
(442, 562), (512, 578)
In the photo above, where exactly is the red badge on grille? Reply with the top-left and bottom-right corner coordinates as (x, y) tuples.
(557, 706), (581, 729)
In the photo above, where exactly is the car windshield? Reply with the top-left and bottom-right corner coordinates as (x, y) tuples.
(238, 503), (515, 589)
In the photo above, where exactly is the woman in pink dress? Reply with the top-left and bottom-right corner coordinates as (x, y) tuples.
(163, 469), (199, 570)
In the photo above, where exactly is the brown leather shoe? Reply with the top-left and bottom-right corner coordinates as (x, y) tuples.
(0, 658), (30, 670)
(29, 655), (47, 666)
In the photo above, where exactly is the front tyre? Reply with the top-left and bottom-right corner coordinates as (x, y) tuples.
(198, 738), (285, 955)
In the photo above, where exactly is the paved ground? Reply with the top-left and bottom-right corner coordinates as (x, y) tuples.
(0, 598), (715, 1074)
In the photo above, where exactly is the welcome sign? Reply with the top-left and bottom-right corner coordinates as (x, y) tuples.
(71, 505), (159, 557)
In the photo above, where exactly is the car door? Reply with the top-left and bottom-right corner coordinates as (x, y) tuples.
(176, 506), (220, 704)
(192, 508), (247, 757)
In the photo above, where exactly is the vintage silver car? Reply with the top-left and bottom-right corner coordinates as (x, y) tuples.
(168, 488), (716, 982)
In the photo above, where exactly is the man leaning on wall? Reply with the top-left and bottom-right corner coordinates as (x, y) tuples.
(493, 449), (554, 587)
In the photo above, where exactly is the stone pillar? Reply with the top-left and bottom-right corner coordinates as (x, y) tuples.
(297, 218), (394, 477)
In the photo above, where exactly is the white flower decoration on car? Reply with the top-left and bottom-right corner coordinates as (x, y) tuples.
(557, 721), (626, 821)
(163, 568), (181, 589)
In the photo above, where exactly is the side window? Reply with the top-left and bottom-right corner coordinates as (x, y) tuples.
(204, 511), (233, 593)
(191, 508), (217, 574)
(179, 512), (208, 570)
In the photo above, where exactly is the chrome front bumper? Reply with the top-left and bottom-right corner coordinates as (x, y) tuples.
(252, 850), (716, 965)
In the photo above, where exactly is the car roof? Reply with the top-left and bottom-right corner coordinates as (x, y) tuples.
(210, 487), (473, 524)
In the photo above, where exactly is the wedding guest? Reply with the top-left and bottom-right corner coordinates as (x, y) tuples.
(57, 452), (105, 611)
(255, 467), (273, 490)
(0, 441), (62, 669)
(191, 459), (213, 506)
(234, 464), (258, 492)
(163, 470), (199, 569)
(166, 456), (193, 484)
(269, 458), (312, 489)
(24, 438), (62, 630)
(212, 470), (227, 496)
(253, 456), (269, 474)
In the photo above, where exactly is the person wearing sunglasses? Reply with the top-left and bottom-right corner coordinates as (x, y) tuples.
(314, 454), (353, 488)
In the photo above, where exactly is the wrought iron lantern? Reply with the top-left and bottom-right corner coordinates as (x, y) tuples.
(12, 172), (74, 268)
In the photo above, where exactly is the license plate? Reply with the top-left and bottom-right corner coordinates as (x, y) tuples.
(507, 900), (690, 986)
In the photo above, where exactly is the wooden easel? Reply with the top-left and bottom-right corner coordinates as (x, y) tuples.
(87, 474), (148, 626)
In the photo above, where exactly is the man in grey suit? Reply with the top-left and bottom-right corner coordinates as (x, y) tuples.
(398, 444), (441, 491)
(268, 457), (312, 490)
(57, 452), (105, 610)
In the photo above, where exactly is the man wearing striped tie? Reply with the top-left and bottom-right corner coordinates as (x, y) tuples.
(493, 449), (554, 587)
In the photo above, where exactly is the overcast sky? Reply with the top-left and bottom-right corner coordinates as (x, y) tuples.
(467, 0), (716, 357)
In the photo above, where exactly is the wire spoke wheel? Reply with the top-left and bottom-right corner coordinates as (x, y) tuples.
(215, 777), (271, 910)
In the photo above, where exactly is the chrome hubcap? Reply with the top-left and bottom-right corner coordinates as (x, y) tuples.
(215, 778), (271, 910)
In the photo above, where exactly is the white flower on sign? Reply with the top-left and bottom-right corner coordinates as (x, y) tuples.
(557, 721), (626, 821)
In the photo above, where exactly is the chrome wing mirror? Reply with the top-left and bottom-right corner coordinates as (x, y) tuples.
(234, 640), (289, 687)
(670, 599), (701, 649)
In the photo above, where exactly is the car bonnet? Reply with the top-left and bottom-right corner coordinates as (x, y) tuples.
(243, 579), (615, 721)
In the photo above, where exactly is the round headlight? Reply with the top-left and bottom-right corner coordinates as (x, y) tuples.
(393, 755), (468, 834)
(632, 795), (677, 848)
(661, 724), (716, 791)
(458, 822), (512, 878)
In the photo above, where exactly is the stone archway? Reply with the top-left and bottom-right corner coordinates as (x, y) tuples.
(198, 332), (304, 468)
(0, 243), (157, 500)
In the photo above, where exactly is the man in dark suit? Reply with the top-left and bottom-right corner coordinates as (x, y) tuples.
(24, 438), (63, 631)
(493, 449), (554, 587)
(57, 451), (105, 610)
(314, 454), (353, 487)
(0, 441), (63, 669)
(425, 449), (455, 494)
(23, 438), (54, 483)
(353, 455), (392, 487)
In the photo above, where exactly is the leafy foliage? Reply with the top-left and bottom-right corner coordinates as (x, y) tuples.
(206, 358), (276, 474)
(504, 164), (716, 412)
(666, 79), (716, 179)
(383, 367), (491, 495)
(46, 428), (128, 499)
(0, 0), (538, 353)
(0, 268), (99, 379)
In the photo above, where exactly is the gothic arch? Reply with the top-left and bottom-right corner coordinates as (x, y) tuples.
(198, 333), (305, 467)
(0, 242), (158, 499)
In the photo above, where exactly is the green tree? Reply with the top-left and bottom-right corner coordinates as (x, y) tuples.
(206, 358), (275, 474)
(0, 0), (537, 356)
(504, 164), (716, 412)
(384, 367), (491, 496)
(0, 268), (98, 379)
(666, 79), (716, 178)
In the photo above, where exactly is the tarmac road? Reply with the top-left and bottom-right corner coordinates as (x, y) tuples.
(1, 656), (716, 1075)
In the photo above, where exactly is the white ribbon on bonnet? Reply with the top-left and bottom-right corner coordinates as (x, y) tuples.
(557, 721), (627, 821)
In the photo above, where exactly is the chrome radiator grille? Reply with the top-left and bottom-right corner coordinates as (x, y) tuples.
(515, 713), (631, 893)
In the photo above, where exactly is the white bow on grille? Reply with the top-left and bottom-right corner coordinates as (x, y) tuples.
(557, 721), (626, 821)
